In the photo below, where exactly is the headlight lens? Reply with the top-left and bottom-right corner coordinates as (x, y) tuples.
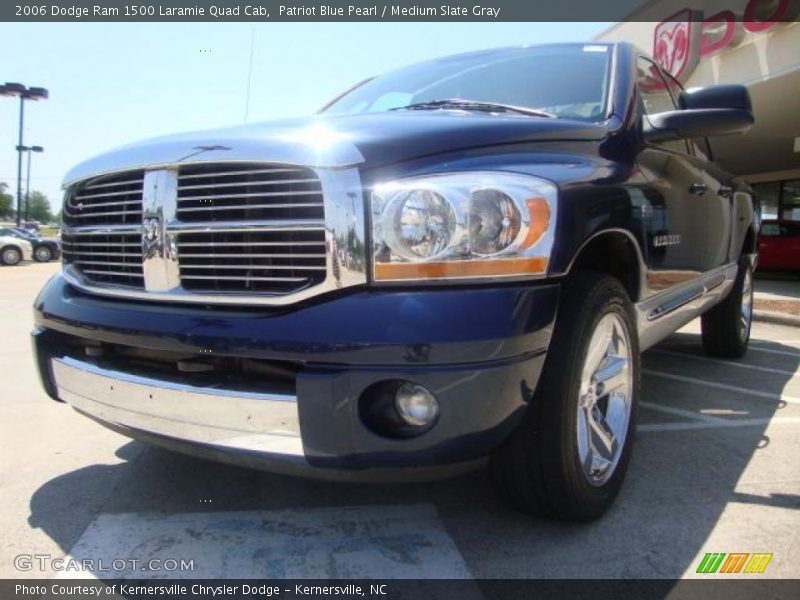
(383, 189), (456, 260)
(371, 172), (556, 282)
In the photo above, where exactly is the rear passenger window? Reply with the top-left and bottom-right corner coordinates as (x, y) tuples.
(760, 223), (780, 236)
(637, 57), (689, 155)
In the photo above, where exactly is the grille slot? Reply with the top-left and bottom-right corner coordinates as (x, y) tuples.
(177, 230), (327, 293)
(176, 164), (324, 222)
(175, 163), (327, 295)
(62, 170), (145, 289)
(61, 231), (144, 287)
(63, 171), (144, 226)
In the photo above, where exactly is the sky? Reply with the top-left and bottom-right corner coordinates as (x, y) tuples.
(0, 22), (610, 212)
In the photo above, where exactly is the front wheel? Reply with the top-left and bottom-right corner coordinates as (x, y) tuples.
(1, 246), (22, 266)
(491, 272), (640, 521)
(701, 259), (753, 358)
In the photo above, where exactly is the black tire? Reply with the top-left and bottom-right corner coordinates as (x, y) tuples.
(490, 271), (640, 521)
(33, 245), (53, 262)
(1, 246), (22, 266)
(701, 258), (753, 358)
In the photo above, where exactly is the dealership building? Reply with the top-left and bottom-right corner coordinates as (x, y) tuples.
(597, 0), (800, 219)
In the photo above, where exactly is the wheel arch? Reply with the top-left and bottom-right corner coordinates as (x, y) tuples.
(564, 229), (645, 302)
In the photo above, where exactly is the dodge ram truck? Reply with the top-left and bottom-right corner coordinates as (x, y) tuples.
(32, 42), (756, 520)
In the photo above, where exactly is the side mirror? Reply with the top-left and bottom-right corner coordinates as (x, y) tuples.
(644, 84), (754, 143)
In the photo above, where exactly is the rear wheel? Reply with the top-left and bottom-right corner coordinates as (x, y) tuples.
(490, 272), (640, 521)
(701, 259), (753, 358)
(34, 245), (53, 262)
(1, 246), (22, 266)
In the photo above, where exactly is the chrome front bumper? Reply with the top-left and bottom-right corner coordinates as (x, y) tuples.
(51, 356), (304, 458)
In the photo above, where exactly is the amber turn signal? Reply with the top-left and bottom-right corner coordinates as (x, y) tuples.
(374, 256), (548, 281)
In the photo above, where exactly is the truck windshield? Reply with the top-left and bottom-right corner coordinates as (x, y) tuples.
(322, 44), (612, 121)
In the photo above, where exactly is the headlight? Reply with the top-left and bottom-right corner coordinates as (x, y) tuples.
(371, 172), (557, 282)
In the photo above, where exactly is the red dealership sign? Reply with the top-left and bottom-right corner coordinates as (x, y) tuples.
(653, 0), (798, 81)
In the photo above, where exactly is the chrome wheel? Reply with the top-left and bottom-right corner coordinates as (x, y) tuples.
(34, 246), (52, 262)
(577, 313), (633, 486)
(740, 266), (753, 340)
(2, 248), (21, 266)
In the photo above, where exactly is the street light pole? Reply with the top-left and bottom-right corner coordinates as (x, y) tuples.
(19, 145), (44, 223)
(0, 83), (49, 226)
(16, 96), (25, 226)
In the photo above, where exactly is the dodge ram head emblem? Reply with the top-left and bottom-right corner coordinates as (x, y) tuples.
(653, 9), (700, 82)
(143, 216), (160, 242)
(142, 216), (161, 257)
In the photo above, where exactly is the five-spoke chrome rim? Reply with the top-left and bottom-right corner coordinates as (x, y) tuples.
(577, 313), (633, 486)
(740, 267), (753, 341)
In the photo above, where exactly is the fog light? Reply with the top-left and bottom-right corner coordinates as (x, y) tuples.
(395, 383), (439, 427)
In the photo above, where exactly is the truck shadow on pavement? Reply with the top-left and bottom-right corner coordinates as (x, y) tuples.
(27, 330), (800, 579)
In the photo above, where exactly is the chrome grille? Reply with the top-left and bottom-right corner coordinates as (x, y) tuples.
(62, 171), (145, 288)
(174, 163), (327, 293)
(176, 164), (324, 222)
(177, 230), (327, 293)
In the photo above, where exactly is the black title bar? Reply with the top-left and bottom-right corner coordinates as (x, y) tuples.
(5, 0), (800, 23)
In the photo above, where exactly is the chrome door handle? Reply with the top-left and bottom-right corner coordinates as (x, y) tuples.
(689, 182), (708, 195)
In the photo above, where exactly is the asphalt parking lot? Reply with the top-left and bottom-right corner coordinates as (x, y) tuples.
(1, 262), (799, 580)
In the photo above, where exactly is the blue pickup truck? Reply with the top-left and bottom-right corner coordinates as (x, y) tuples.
(33, 42), (756, 520)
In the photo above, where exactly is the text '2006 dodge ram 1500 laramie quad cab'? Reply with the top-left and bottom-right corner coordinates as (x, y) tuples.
(32, 42), (757, 521)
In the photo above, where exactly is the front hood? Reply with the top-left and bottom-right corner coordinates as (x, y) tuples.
(63, 112), (608, 186)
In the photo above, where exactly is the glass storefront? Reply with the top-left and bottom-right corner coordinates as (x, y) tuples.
(754, 179), (800, 220)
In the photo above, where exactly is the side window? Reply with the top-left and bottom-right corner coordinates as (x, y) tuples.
(637, 57), (690, 155)
(760, 223), (780, 236)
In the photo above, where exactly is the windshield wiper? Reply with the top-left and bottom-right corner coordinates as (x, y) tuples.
(390, 98), (555, 118)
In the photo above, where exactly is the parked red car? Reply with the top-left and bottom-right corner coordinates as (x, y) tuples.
(757, 220), (800, 273)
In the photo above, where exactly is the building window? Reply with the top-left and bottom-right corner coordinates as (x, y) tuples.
(753, 179), (800, 221)
(754, 182), (780, 219)
(781, 180), (800, 220)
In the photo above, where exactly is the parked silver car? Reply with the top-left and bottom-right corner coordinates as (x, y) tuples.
(0, 235), (33, 266)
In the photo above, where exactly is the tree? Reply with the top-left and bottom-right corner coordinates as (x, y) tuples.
(0, 182), (14, 219)
(25, 191), (53, 223)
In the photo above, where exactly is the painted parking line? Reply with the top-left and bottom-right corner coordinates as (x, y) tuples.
(650, 349), (800, 378)
(639, 400), (723, 423)
(638, 416), (800, 432)
(751, 339), (800, 347)
(637, 400), (800, 432)
(58, 504), (472, 580)
(643, 370), (800, 405)
(746, 346), (800, 358)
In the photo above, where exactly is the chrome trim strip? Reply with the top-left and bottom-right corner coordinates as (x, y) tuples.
(177, 203), (324, 212)
(75, 188), (143, 200)
(177, 179), (319, 190)
(181, 264), (327, 271)
(636, 262), (738, 351)
(167, 219), (324, 233)
(83, 178), (144, 190)
(142, 169), (182, 292)
(178, 167), (305, 179)
(62, 225), (141, 234)
(51, 356), (303, 457)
